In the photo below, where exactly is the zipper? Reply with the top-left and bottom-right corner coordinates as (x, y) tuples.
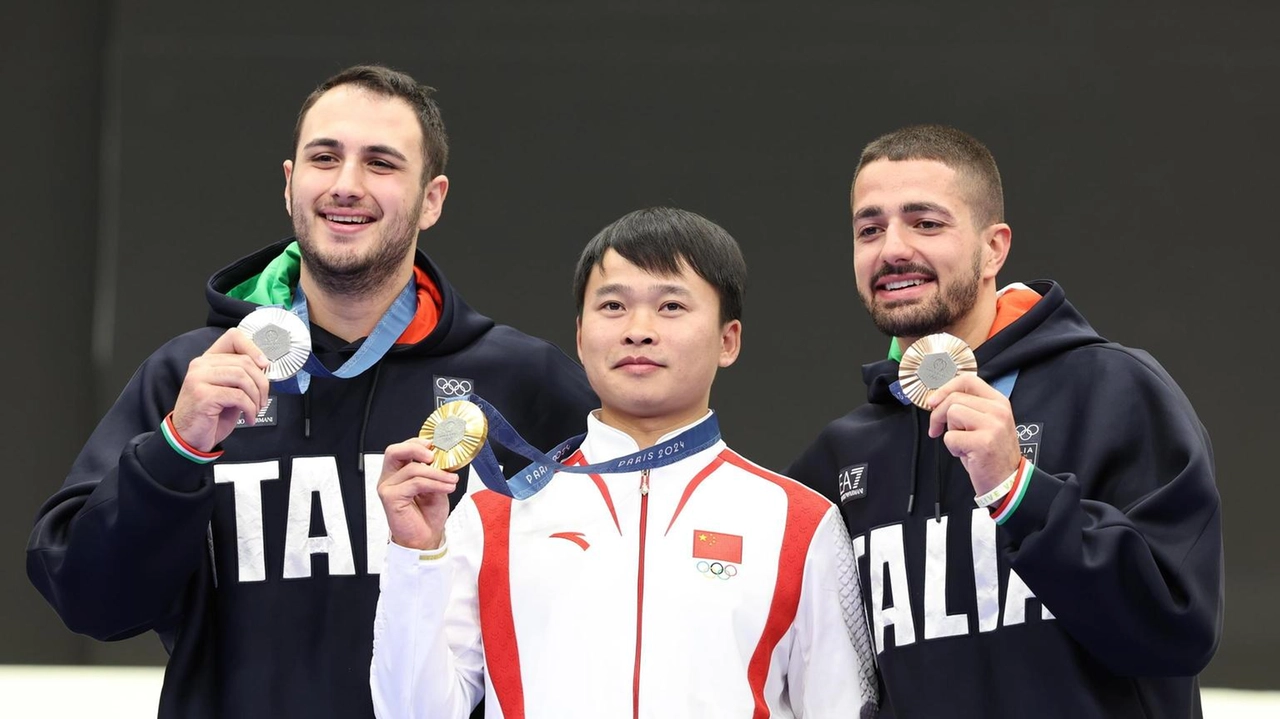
(632, 468), (650, 719)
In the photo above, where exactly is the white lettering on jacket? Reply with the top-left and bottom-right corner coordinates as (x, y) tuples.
(213, 461), (279, 583)
(282, 457), (356, 578)
(863, 510), (1053, 653)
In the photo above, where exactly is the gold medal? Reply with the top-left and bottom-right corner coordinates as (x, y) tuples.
(898, 333), (978, 409)
(419, 400), (489, 471)
(237, 307), (311, 381)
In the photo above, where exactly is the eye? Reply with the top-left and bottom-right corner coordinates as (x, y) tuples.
(661, 301), (684, 312)
(369, 159), (396, 170)
(600, 301), (624, 312)
(916, 219), (944, 230)
(855, 225), (883, 240)
(311, 153), (339, 166)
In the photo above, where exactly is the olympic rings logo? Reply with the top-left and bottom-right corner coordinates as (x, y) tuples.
(696, 560), (738, 580)
(1016, 424), (1040, 441)
(436, 377), (474, 395)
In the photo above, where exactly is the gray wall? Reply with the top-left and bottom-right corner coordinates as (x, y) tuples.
(5, 0), (1276, 688)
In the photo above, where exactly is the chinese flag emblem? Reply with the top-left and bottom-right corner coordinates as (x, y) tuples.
(692, 529), (743, 564)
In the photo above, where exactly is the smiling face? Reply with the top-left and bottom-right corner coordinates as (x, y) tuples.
(851, 158), (1010, 349)
(283, 85), (447, 297)
(576, 249), (741, 438)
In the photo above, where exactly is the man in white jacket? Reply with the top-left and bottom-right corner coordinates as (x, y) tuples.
(371, 207), (879, 718)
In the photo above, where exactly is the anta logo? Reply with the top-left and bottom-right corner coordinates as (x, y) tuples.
(1016, 421), (1043, 464)
(236, 396), (278, 428)
(211, 454), (400, 583)
(549, 531), (590, 550)
(434, 375), (475, 407)
(838, 463), (868, 504)
(855, 510), (1054, 654)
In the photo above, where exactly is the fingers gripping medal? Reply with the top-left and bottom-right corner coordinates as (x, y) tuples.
(237, 308), (311, 381)
(420, 400), (489, 471)
(898, 332), (978, 408)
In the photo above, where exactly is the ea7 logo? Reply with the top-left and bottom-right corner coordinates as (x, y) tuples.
(838, 463), (868, 504)
(236, 395), (278, 428)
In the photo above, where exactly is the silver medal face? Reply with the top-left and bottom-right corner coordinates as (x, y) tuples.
(252, 324), (294, 362)
(431, 416), (468, 451)
(237, 307), (311, 381)
(916, 352), (959, 389)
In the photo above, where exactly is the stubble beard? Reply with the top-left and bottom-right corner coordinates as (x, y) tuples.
(860, 252), (983, 340)
(292, 195), (422, 298)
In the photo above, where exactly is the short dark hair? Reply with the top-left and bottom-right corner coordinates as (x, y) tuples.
(853, 124), (1003, 227)
(293, 64), (449, 182)
(573, 207), (747, 325)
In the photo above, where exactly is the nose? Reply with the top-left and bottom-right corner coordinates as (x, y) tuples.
(623, 310), (657, 346)
(880, 220), (915, 263)
(328, 159), (366, 203)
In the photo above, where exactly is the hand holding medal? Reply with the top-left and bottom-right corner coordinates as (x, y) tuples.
(168, 323), (274, 453)
(900, 333), (1021, 498)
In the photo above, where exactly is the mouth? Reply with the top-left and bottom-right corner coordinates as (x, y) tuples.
(614, 356), (664, 372)
(319, 209), (376, 231)
(874, 273), (935, 299)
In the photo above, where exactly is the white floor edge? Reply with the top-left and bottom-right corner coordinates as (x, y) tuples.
(0, 665), (1274, 717)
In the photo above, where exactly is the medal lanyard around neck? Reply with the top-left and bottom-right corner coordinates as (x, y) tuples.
(464, 395), (722, 500)
(272, 277), (418, 394)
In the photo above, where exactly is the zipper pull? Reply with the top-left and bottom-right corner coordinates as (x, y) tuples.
(640, 468), (650, 496)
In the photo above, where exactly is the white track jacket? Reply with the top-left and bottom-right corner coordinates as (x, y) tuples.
(371, 412), (878, 718)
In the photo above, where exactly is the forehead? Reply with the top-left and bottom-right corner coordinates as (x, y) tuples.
(587, 249), (707, 293)
(852, 159), (967, 214)
(297, 85), (423, 159)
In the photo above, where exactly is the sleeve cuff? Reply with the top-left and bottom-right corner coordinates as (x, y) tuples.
(386, 538), (450, 566)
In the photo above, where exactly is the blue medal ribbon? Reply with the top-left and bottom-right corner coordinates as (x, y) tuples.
(462, 395), (722, 500)
(273, 277), (418, 394)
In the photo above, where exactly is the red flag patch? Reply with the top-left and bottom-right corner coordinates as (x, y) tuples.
(692, 529), (743, 564)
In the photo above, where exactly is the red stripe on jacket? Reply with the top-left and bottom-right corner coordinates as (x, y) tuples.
(475, 491), (524, 719)
(721, 451), (831, 719)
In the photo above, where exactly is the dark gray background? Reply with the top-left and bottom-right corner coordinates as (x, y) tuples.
(5, 0), (1275, 688)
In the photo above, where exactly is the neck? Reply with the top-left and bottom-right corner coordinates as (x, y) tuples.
(298, 262), (414, 343)
(901, 285), (999, 354)
(597, 406), (709, 449)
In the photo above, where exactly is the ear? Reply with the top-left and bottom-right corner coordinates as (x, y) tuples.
(982, 223), (1012, 280)
(417, 174), (450, 231)
(282, 159), (294, 216)
(718, 319), (743, 368)
(575, 314), (584, 365)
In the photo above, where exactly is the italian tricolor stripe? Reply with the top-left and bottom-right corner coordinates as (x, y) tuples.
(991, 458), (1034, 525)
(160, 413), (223, 464)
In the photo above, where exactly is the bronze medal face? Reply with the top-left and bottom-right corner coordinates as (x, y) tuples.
(898, 333), (978, 409)
(237, 308), (311, 381)
(419, 400), (489, 471)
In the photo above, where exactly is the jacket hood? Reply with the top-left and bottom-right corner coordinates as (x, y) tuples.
(863, 280), (1109, 404)
(204, 238), (495, 357)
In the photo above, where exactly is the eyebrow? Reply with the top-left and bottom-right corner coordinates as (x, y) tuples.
(901, 201), (955, 219)
(853, 205), (884, 221)
(302, 138), (409, 163)
(594, 282), (692, 298)
(853, 202), (956, 222)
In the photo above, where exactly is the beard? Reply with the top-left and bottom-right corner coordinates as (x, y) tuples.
(292, 194), (422, 297)
(859, 251), (983, 339)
